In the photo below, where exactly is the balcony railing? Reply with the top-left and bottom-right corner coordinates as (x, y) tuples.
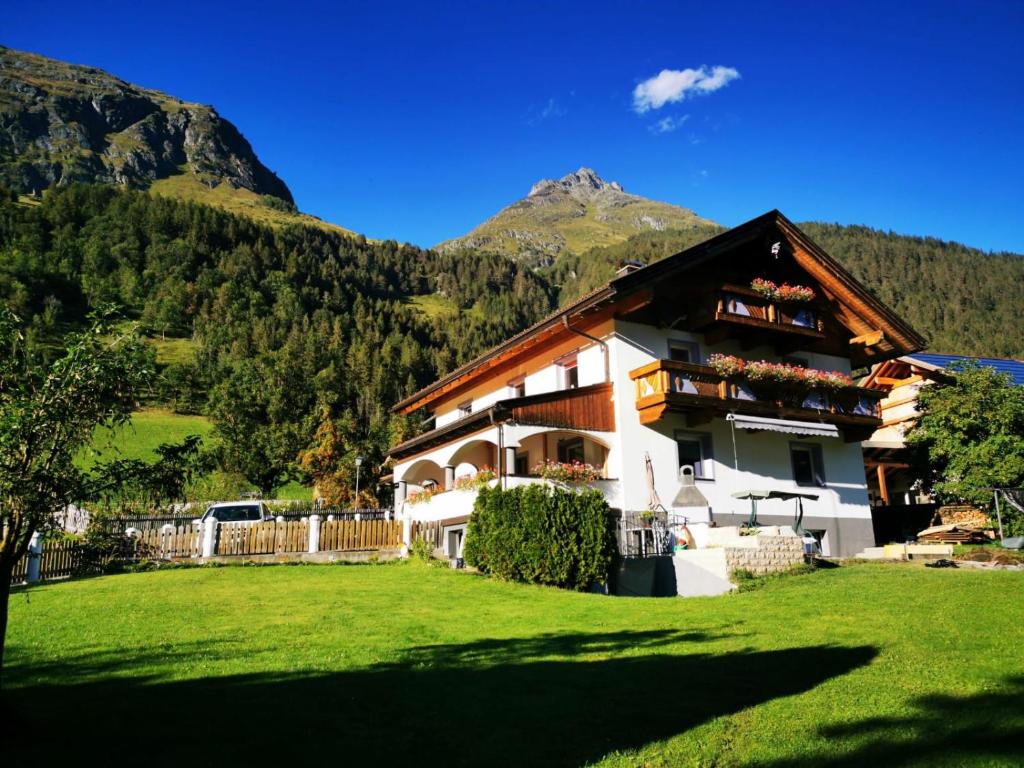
(629, 360), (884, 428)
(691, 284), (825, 339)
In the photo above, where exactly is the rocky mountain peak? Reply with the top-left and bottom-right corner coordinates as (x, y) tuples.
(0, 46), (293, 203)
(528, 167), (624, 198)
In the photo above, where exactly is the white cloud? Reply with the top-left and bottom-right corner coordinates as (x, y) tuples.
(649, 115), (689, 134)
(526, 97), (567, 126)
(633, 66), (740, 113)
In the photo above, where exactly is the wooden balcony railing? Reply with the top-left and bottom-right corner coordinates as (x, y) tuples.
(692, 284), (826, 340)
(629, 359), (884, 431)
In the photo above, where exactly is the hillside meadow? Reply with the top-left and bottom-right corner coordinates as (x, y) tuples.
(3, 561), (1022, 766)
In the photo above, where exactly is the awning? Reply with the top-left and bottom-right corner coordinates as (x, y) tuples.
(727, 413), (839, 438)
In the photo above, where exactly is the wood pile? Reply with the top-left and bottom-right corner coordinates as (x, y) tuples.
(932, 505), (990, 527)
(917, 523), (991, 544)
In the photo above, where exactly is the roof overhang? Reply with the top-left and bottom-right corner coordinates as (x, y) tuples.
(727, 413), (840, 438)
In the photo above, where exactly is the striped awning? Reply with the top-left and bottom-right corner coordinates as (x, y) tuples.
(727, 413), (839, 438)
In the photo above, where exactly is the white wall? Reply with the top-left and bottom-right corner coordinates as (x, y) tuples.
(433, 332), (609, 427)
(609, 319), (872, 555)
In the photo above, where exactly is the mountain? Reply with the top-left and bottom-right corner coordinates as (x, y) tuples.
(437, 167), (714, 265)
(0, 46), (354, 233)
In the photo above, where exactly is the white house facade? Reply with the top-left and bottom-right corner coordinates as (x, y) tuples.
(387, 211), (925, 558)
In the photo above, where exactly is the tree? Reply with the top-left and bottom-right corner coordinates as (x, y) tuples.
(206, 359), (303, 497)
(296, 411), (381, 507)
(906, 362), (1024, 533)
(0, 307), (149, 682)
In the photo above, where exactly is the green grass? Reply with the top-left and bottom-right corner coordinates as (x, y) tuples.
(78, 409), (315, 501)
(149, 170), (357, 236)
(4, 562), (1022, 766)
(77, 408), (214, 469)
(148, 334), (198, 366)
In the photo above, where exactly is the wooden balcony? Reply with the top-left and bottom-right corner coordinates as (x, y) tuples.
(690, 284), (826, 344)
(629, 360), (884, 439)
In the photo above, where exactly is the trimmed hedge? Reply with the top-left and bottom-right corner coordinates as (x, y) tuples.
(463, 484), (616, 590)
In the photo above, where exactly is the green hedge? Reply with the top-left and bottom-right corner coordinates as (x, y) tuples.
(463, 484), (616, 590)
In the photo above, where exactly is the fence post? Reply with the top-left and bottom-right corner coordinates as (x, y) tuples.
(402, 514), (412, 557)
(308, 514), (320, 553)
(26, 532), (42, 583)
(202, 517), (217, 559)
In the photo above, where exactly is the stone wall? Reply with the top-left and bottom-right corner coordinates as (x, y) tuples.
(724, 533), (805, 575)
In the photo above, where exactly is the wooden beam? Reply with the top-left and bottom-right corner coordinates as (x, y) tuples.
(850, 330), (885, 347)
(876, 375), (922, 387)
(876, 464), (890, 505)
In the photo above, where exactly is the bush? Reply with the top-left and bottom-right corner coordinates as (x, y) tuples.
(463, 484), (616, 590)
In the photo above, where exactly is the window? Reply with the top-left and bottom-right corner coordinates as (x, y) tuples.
(557, 437), (585, 464)
(675, 431), (714, 479)
(560, 356), (579, 390)
(791, 442), (826, 487)
(668, 340), (700, 363)
(457, 400), (472, 417)
(508, 376), (526, 398)
(783, 356), (808, 368)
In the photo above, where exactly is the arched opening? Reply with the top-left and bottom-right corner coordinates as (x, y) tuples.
(447, 440), (499, 479)
(401, 459), (444, 491)
(514, 430), (611, 478)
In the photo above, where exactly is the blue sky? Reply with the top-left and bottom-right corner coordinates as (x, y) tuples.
(5, 1), (1023, 252)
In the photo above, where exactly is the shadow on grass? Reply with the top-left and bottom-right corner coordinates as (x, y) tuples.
(2, 631), (876, 767)
(749, 676), (1024, 767)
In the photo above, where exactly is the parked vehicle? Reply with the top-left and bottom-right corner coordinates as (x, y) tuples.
(196, 501), (272, 525)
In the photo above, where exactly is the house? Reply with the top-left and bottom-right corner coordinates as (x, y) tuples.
(386, 211), (925, 558)
(860, 352), (1024, 507)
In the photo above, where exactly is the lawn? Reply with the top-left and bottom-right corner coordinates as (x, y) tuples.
(77, 408), (214, 469)
(77, 409), (315, 501)
(3, 562), (1021, 766)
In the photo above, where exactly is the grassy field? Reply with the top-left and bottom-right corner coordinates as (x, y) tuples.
(79, 409), (216, 468)
(149, 171), (357, 236)
(78, 408), (214, 469)
(78, 409), (315, 501)
(3, 562), (1022, 766)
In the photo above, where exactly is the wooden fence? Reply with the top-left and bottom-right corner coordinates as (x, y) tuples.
(411, 520), (442, 549)
(11, 516), (405, 583)
(11, 539), (84, 585)
(216, 520), (309, 556)
(133, 525), (202, 559)
(320, 519), (402, 551)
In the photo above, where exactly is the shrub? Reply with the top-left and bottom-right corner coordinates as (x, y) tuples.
(463, 484), (616, 590)
(409, 536), (435, 562)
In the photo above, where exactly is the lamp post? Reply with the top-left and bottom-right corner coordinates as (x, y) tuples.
(354, 455), (364, 513)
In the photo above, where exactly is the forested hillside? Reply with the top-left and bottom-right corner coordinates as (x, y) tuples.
(0, 185), (553, 496)
(547, 223), (1024, 359)
(2, 183), (1021, 500)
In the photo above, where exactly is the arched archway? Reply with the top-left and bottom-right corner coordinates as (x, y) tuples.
(401, 459), (444, 490)
(447, 439), (499, 477)
(514, 430), (611, 477)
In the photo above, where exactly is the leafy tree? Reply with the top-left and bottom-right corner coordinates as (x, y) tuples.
(906, 362), (1024, 533)
(206, 359), (305, 497)
(296, 412), (381, 507)
(0, 307), (149, 681)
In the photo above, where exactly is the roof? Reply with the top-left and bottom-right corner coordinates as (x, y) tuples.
(393, 209), (926, 415)
(909, 353), (1024, 386)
